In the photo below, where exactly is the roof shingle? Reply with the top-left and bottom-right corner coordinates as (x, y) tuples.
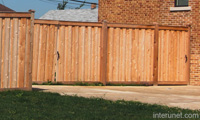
(40, 9), (98, 22)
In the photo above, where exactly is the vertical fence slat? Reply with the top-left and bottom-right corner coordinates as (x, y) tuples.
(112, 28), (118, 82)
(24, 19), (31, 88)
(12, 18), (18, 88)
(87, 27), (92, 81)
(97, 27), (101, 82)
(51, 25), (58, 82)
(9, 19), (14, 88)
(4, 18), (10, 88)
(94, 27), (98, 82)
(45, 25), (55, 82)
(57, 26), (65, 82)
(44, 25), (50, 82)
(84, 27), (89, 81)
(131, 29), (137, 82)
(0, 18), (2, 88)
(74, 26), (79, 81)
(64, 26), (69, 81)
(32, 24), (39, 82)
(17, 18), (26, 88)
(107, 28), (113, 82)
(125, 29), (131, 82)
(122, 29), (126, 81)
(37, 25), (47, 83)
(135, 29), (139, 82)
(91, 27), (95, 82)
(1, 19), (5, 88)
(81, 27), (85, 81)
(78, 26), (83, 82)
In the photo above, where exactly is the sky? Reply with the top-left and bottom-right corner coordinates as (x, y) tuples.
(2, 0), (98, 18)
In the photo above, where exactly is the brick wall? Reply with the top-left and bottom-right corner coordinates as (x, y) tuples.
(98, 0), (200, 85)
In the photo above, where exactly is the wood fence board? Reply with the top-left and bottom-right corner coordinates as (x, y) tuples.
(131, 29), (138, 82)
(17, 18), (27, 88)
(122, 29), (126, 81)
(45, 25), (55, 82)
(64, 26), (70, 81)
(3, 18), (10, 88)
(150, 30), (154, 82)
(74, 26), (79, 81)
(1, 18), (5, 88)
(87, 27), (92, 81)
(9, 18), (14, 88)
(112, 28), (118, 82)
(0, 18), (2, 88)
(84, 27), (88, 81)
(52, 25), (58, 82)
(126, 29), (132, 82)
(107, 28), (113, 82)
(97, 27), (101, 82)
(37, 25), (48, 82)
(32, 24), (40, 82)
(12, 18), (19, 88)
(24, 19), (31, 87)
(78, 26), (85, 82)
(57, 26), (65, 82)
(91, 27), (95, 82)
(94, 27), (98, 81)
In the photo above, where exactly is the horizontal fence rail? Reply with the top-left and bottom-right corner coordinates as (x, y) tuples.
(32, 19), (190, 86)
(0, 11), (34, 91)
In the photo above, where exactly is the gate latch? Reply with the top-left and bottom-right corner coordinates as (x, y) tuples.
(57, 51), (60, 61)
(185, 55), (188, 63)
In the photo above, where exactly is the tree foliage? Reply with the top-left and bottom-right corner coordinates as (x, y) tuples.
(57, 0), (86, 10)
(57, 0), (68, 10)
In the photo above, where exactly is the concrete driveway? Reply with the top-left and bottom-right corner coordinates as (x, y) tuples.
(33, 85), (200, 110)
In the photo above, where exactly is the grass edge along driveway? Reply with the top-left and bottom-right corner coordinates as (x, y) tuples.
(0, 90), (199, 120)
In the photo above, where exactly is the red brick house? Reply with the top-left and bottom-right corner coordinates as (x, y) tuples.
(98, 0), (200, 85)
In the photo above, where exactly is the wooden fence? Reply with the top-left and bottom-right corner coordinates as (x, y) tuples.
(0, 12), (190, 91)
(0, 11), (34, 90)
(32, 19), (190, 85)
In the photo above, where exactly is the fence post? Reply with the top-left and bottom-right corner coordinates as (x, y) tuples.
(100, 20), (108, 86)
(153, 23), (159, 86)
(28, 9), (35, 90)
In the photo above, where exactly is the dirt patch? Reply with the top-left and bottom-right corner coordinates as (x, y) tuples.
(33, 85), (200, 110)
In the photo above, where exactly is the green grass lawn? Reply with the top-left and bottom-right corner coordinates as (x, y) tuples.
(0, 90), (199, 120)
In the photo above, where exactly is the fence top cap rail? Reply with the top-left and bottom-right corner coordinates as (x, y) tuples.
(108, 23), (188, 31)
(108, 23), (155, 29)
(0, 12), (31, 18)
(35, 19), (102, 27)
(159, 25), (188, 31)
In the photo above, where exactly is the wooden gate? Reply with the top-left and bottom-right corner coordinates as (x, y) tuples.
(157, 28), (190, 85)
(32, 20), (102, 84)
